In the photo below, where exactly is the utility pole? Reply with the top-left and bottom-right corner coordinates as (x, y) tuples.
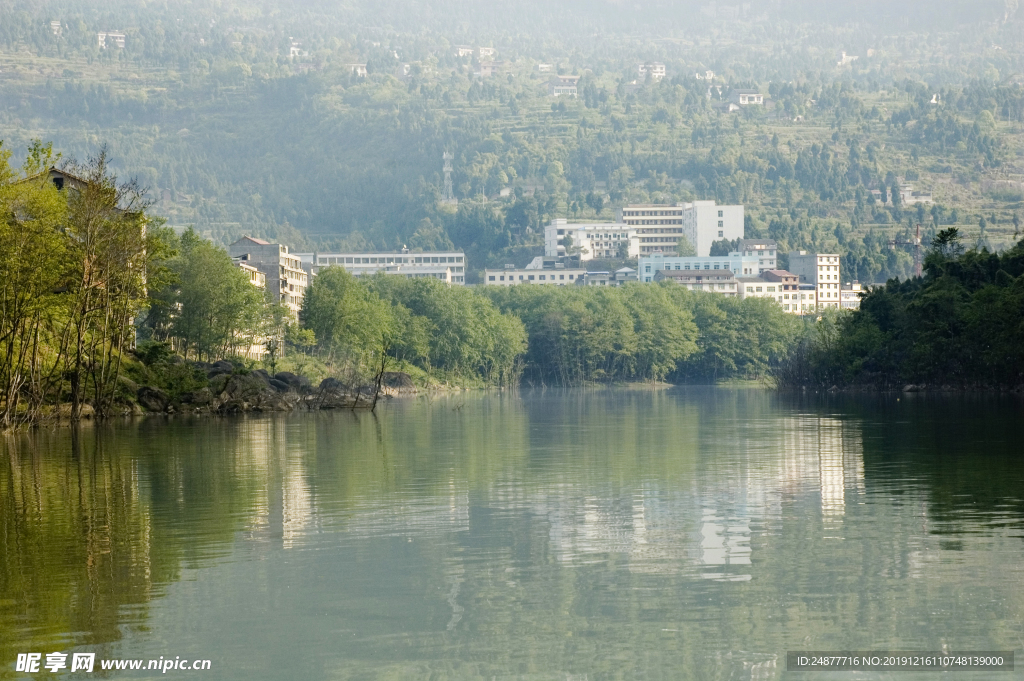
(441, 152), (458, 205)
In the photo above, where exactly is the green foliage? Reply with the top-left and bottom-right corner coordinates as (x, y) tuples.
(366, 275), (527, 385)
(147, 228), (277, 361)
(776, 240), (1024, 388)
(300, 266), (395, 368)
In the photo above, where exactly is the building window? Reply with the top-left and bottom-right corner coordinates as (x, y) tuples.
(540, 275), (546, 280)
(489, 275), (495, 281)
(718, 220), (723, 227)
(767, 286), (775, 292)
(528, 275), (535, 280)
(718, 231), (723, 237)
(718, 210), (723, 217)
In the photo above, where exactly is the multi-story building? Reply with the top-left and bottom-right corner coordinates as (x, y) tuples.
(788, 251), (842, 309)
(729, 89), (764, 105)
(638, 252), (760, 282)
(229, 237), (308, 316)
(97, 31), (126, 49)
(617, 204), (686, 254)
(234, 259), (267, 289)
(737, 270), (807, 313)
(578, 267), (639, 286)
(799, 283), (818, 312)
(484, 265), (586, 286)
(732, 239), (778, 273)
(841, 281), (864, 310)
(652, 269), (739, 296)
(638, 62), (666, 80)
(548, 75), (580, 97)
(545, 219), (637, 261)
(298, 250), (466, 285)
(618, 201), (744, 257)
(681, 201), (744, 256)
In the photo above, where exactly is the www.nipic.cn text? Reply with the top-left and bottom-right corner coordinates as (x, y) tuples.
(16, 652), (212, 673)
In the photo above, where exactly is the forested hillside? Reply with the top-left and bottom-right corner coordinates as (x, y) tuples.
(1, 0), (1022, 282)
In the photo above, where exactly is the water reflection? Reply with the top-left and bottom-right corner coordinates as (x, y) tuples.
(1, 389), (1023, 680)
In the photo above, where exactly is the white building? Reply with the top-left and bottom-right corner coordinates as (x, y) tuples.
(97, 31), (126, 49)
(548, 75), (580, 97)
(298, 251), (466, 285)
(234, 259), (267, 289)
(729, 89), (764, 105)
(545, 219), (637, 261)
(484, 266), (586, 286)
(229, 237), (308, 317)
(617, 204), (686, 254)
(618, 201), (743, 257)
(737, 270), (807, 314)
(638, 252), (760, 282)
(733, 239), (778, 273)
(579, 268), (638, 286)
(652, 269), (739, 296)
(682, 201), (744, 256)
(788, 251), (842, 309)
(638, 62), (666, 80)
(841, 282), (864, 310)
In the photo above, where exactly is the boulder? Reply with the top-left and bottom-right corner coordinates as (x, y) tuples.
(252, 369), (272, 385)
(275, 371), (310, 391)
(208, 374), (230, 395)
(181, 387), (213, 405)
(137, 386), (170, 412)
(381, 371), (415, 389)
(224, 374), (272, 400)
(207, 360), (234, 378)
(268, 378), (291, 393)
(319, 377), (344, 391)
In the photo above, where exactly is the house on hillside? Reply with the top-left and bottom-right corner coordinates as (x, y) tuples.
(548, 75), (580, 97)
(729, 89), (763, 105)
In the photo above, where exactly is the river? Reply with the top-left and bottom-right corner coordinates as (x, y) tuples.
(2, 388), (1023, 680)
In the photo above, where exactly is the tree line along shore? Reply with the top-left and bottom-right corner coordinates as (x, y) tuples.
(2, 143), (1023, 428)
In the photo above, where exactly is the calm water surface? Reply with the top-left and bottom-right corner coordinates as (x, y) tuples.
(2, 388), (1024, 680)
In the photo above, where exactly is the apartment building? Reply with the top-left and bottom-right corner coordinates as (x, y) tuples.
(234, 259), (267, 289)
(618, 201), (744, 257)
(737, 270), (809, 314)
(638, 252), (760, 282)
(681, 201), (744, 256)
(578, 267), (638, 286)
(298, 251), (466, 285)
(733, 239), (778, 272)
(788, 251), (842, 309)
(652, 269), (739, 296)
(617, 204), (686, 254)
(638, 62), (666, 80)
(229, 237), (308, 316)
(841, 281), (864, 310)
(545, 219), (637, 261)
(484, 265), (586, 286)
